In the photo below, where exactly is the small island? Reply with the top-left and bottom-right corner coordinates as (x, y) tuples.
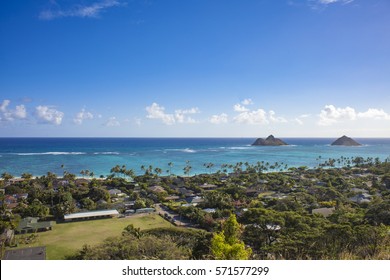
(331, 135), (362, 146)
(252, 135), (288, 146)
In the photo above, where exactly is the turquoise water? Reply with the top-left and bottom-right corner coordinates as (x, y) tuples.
(1, 138), (390, 177)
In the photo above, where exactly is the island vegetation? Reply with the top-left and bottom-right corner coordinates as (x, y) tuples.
(331, 135), (362, 146)
(252, 135), (288, 146)
(1, 155), (390, 260)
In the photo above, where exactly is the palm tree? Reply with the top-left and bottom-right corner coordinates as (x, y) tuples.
(184, 161), (192, 177)
(125, 169), (135, 181)
(120, 165), (127, 178)
(110, 165), (121, 177)
(168, 162), (174, 176)
(1, 172), (13, 182)
(21, 173), (33, 181)
(154, 167), (162, 177)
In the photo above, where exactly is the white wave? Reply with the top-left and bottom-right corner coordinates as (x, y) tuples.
(16, 152), (86, 156)
(165, 148), (196, 153)
(93, 152), (120, 155)
(228, 147), (253, 150)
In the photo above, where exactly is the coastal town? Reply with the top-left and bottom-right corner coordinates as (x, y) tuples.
(1, 148), (389, 260)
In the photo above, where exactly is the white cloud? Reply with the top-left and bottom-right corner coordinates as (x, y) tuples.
(73, 109), (94, 125)
(294, 118), (304, 125)
(318, 105), (356, 126)
(39, 0), (124, 20)
(318, 105), (390, 126)
(310, 0), (354, 8)
(175, 107), (200, 124)
(269, 110), (287, 123)
(105, 116), (120, 127)
(233, 104), (250, 112)
(146, 103), (199, 125)
(0, 100), (10, 112)
(357, 108), (390, 120)
(318, 0), (353, 4)
(241, 98), (253, 105)
(0, 100), (27, 121)
(209, 113), (228, 124)
(233, 107), (287, 125)
(146, 103), (175, 125)
(175, 108), (200, 114)
(294, 114), (310, 125)
(35, 105), (64, 125)
(14, 105), (27, 119)
(234, 109), (268, 125)
(234, 98), (254, 112)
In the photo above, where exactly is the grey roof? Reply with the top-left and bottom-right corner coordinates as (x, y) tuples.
(64, 209), (119, 220)
(312, 207), (336, 217)
(203, 208), (216, 213)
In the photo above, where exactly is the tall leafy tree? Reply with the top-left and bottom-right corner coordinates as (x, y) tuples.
(211, 214), (252, 260)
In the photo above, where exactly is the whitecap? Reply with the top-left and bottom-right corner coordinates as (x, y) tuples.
(93, 152), (120, 155)
(164, 148), (196, 153)
(17, 152), (86, 156)
(228, 147), (252, 150)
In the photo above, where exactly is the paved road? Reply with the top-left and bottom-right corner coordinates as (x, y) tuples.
(154, 203), (193, 227)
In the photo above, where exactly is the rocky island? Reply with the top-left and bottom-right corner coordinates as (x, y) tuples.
(331, 135), (362, 146)
(252, 135), (288, 146)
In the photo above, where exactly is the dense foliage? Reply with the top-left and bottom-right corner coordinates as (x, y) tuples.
(1, 156), (390, 259)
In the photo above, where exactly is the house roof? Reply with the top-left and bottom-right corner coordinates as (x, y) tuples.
(108, 189), (122, 195)
(203, 208), (216, 213)
(148, 185), (166, 193)
(312, 207), (336, 217)
(17, 217), (53, 232)
(186, 196), (204, 204)
(64, 209), (119, 220)
(199, 183), (217, 189)
(164, 195), (180, 201)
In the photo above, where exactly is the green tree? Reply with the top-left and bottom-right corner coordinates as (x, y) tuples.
(134, 199), (146, 209)
(21, 172), (33, 181)
(69, 234), (190, 260)
(122, 224), (143, 239)
(168, 162), (174, 176)
(211, 214), (252, 260)
(1, 172), (13, 182)
(80, 198), (96, 210)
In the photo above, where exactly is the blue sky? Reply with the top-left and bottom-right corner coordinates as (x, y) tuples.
(1, 0), (390, 137)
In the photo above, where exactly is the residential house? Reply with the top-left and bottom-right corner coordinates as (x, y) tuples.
(16, 217), (53, 234)
(199, 183), (218, 190)
(312, 207), (336, 217)
(148, 185), (166, 193)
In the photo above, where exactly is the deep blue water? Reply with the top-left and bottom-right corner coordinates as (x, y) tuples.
(1, 138), (390, 177)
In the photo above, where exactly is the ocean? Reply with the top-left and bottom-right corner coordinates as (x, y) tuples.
(1, 137), (390, 177)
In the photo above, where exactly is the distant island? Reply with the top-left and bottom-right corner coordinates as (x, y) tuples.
(331, 135), (361, 146)
(252, 135), (288, 146)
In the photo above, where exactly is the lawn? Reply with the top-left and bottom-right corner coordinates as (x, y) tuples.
(14, 214), (172, 259)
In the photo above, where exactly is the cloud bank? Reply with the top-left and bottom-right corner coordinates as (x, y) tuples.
(0, 100), (27, 122)
(35, 105), (64, 125)
(146, 103), (199, 125)
(74, 109), (94, 125)
(319, 105), (390, 126)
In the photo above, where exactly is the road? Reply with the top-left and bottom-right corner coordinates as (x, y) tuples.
(154, 203), (194, 227)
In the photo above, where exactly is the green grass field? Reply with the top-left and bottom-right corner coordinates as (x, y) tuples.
(14, 214), (172, 259)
